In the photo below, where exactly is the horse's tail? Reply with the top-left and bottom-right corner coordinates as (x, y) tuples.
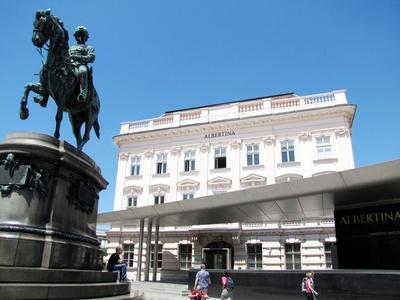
(94, 118), (100, 139)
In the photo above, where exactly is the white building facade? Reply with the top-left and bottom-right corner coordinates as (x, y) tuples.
(107, 90), (355, 277)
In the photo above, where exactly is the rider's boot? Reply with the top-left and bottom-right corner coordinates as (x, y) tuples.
(77, 71), (88, 102)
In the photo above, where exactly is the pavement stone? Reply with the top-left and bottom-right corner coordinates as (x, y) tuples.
(83, 281), (220, 300)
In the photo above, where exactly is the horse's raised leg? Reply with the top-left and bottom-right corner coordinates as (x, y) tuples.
(20, 82), (48, 120)
(54, 108), (63, 139)
(34, 94), (50, 108)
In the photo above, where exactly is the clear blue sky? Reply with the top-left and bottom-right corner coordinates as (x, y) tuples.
(1, 1), (399, 214)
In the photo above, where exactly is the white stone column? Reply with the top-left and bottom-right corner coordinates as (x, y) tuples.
(144, 219), (153, 281)
(113, 152), (129, 211)
(230, 140), (242, 190)
(198, 143), (210, 196)
(143, 150), (154, 206)
(263, 136), (276, 184)
(169, 147), (181, 201)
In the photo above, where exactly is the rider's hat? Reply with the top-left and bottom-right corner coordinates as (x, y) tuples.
(74, 26), (89, 42)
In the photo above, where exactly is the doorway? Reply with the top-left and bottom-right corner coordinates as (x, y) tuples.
(202, 241), (234, 269)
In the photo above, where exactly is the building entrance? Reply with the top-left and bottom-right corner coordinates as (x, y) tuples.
(202, 241), (234, 269)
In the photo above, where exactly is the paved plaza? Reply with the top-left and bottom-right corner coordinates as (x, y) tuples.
(86, 281), (220, 300)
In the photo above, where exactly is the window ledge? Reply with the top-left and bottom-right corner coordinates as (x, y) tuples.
(277, 161), (301, 168)
(152, 173), (170, 178)
(313, 158), (338, 164)
(126, 175), (143, 180)
(179, 170), (199, 176)
(242, 164), (265, 170)
(211, 168), (231, 173)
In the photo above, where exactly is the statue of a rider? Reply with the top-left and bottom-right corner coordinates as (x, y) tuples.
(69, 26), (95, 102)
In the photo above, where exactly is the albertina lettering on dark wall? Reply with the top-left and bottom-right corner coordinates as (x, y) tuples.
(334, 203), (400, 269)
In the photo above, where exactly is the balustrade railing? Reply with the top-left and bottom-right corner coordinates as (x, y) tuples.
(304, 93), (335, 105)
(129, 120), (150, 130)
(239, 101), (263, 113)
(271, 97), (300, 109)
(180, 111), (201, 121)
(124, 91), (345, 134)
(153, 116), (174, 126)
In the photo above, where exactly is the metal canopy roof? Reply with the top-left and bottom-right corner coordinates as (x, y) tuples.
(97, 160), (400, 227)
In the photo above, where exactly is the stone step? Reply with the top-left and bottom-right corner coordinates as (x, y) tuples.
(0, 281), (130, 300)
(0, 267), (117, 283)
(128, 281), (221, 300)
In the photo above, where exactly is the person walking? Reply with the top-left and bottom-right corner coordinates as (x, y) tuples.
(194, 264), (211, 298)
(220, 271), (234, 300)
(304, 272), (318, 300)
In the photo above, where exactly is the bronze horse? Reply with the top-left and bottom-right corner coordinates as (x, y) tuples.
(20, 10), (100, 150)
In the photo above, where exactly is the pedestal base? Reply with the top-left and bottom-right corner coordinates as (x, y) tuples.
(0, 132), (108, 270)
(0, 267), (130, 299)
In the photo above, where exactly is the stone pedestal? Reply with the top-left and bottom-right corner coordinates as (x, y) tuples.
(0, 132), (107, 270)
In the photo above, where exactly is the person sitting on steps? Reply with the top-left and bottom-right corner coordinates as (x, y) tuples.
(106, 246), (128, 282)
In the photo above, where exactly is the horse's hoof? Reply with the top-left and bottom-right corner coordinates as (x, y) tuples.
(34, 97), (47, 108)
(20, 107), (29, 120)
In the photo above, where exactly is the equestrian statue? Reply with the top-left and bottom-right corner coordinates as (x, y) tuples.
(20, 9), (100, 150)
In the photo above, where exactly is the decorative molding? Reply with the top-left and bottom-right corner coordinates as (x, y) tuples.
(177, 179), (200, 192)
(0, 224), (100, 245)
(0, 153), (49, 199)
(170, 146), (182, 155)
(263, 136), (276, 146)
(123, 185), (143, 195)
(312, 171), (337, 177)
(144, 150), (155, 158)
(149, 184), (170, 194)
(277, 161), (301, 168)
(210, 168), (231, 174)
(298, 132), (312, 142)
(313, 158), (338, 165)
(207, 176), (232, 191)
(275, 173), (303, 183)
(242, 164), (265, 171)
(335, 127), (350, 138)
(119, 152), (129, 161)
(67, 177), (98, 214)
(229, 139), (242, 149)
(200, 143), (210, 153)
(240, 173), (266, 187)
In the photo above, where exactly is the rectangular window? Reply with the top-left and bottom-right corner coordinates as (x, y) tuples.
(316, 136), (332, 159)
(214, 147), (227, 169)
(154, 195), (165, 205)
(123, 244), (135, 267)
(156, 153), (167, 174)
(179, 244), (192, 270)
(324, 242), (335, 269)
(285, 243), (301, 270)
(151, 244), (163, 268)
(246, 144), (260, 166)
(247, 243), (263, 270)
(184, 150), (196, 172)
(130, 156), (141, 176)
(281, 140), (295, 162)
(183, 193), (194, 200)
(127, 196), (137, 207)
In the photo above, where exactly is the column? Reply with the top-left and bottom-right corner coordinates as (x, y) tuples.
(137, 218), (144, 281)
(144, 219), (153, 281)
(152, 219), (160, 281)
